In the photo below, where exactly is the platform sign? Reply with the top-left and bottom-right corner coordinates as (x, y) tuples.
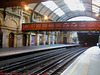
(17, 35), (21, 40)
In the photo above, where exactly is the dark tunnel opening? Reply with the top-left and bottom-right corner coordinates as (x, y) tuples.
(78, 33), (99, 46)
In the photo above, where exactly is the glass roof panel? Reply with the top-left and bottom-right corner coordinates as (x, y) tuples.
(42, 1), (58, 11)
(42, 1), (65, 17)
(64, 0), (85, 11)
(54, 8), (65, 16)
(92, 0), (100, 6)
(92, 5), (99, 13)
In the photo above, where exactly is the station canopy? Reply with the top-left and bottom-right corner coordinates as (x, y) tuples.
(28, 0), (100, 21)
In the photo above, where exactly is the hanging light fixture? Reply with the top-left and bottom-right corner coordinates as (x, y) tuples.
(24, 5), (29, 11)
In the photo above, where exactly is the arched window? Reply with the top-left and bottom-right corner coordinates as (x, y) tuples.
(23, 16), (29, 23)
(68, 16), (96, 21)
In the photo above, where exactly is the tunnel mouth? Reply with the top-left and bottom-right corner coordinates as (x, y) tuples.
(78, 33), (99, 47)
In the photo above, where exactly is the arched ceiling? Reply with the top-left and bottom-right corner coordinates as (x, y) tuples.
(0, 0), (49, 8)
(1, 0), (100, 21)
(28, 0), (100, 21)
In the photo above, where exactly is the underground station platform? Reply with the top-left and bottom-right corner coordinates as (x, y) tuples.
(0, 0), (100, 75)
(0, 44), (100, 75)
(0, 44), (79, 57)
(61, 46), (100, 75)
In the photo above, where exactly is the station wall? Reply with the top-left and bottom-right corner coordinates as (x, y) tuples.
(0, 8), (79, 48)
(0, 8), (23, 48)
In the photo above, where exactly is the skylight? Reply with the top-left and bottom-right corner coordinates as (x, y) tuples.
(54, 8), (65, 17)
(64, 0), (85, 11)
(42, 1), (58, 11)
(42, 1), (65, 17)
(92, 0), (100, 6)
(92, 5), (99, 13)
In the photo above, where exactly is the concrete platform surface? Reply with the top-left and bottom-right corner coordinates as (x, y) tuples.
(61, 46), (100, 75)
(0, 44), (79, 57)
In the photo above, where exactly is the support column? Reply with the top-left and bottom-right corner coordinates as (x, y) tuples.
(55, 31), (58, 44)
(2, 30), (9, 47)
(30, 33), (36, 46)
(58, 31), (61, 44)
(35, 32), (39, 45)
(30, 34), (32, 46)
(52, 31), (55, 44)
(47, 31), (51, 45)
(75, 32), (79, 44)
(67, 31), (70, 44)
(14, 34), (17, 47)
(69, 31), (74, 44)
(59, 31), (63, 44)
(16, 34), (23, 47)
(26, 35), (29, 46)
(19, 9), (23, 31)
(42, 31), (46, 45)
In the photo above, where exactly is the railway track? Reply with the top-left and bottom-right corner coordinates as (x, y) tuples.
(0, 47), (88, 75)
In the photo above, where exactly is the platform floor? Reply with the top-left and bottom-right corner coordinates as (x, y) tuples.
(0, 44), (78, 57)
(61, 46), (100, 75)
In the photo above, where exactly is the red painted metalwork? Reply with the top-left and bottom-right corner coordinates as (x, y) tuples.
(41, 23), (48, 30)
(55, 22), (62, 30)
(22, 21), (100, 31)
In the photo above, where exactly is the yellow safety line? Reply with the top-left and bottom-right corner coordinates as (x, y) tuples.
(77, 55), (91, 75)
(68, 55), (84, 75)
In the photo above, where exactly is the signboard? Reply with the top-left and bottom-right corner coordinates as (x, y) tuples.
(17, 36), (21, 40)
